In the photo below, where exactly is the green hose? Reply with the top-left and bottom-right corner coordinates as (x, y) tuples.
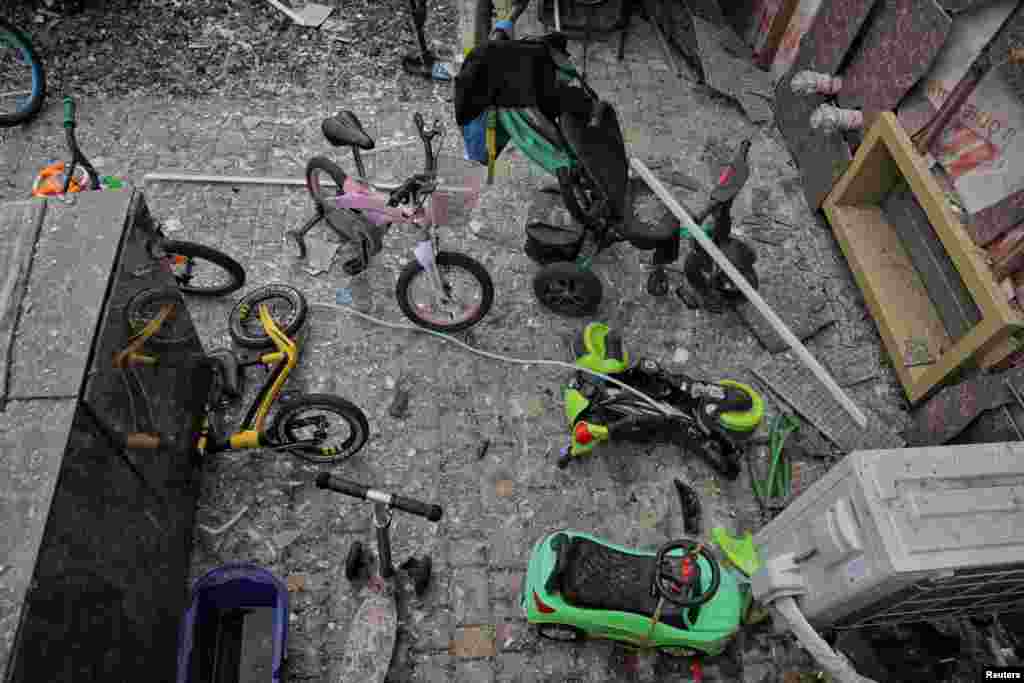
(752, 413), (800, 505)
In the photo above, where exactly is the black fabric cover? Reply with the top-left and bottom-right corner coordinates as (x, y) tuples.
(559, 107), (629, 219)
(454, 37), (595, 126)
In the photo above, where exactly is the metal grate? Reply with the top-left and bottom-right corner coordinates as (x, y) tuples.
(751, 352), (905, 452)
(836, 564), (1024, 629)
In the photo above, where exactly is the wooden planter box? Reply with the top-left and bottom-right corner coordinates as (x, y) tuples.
(823, 112), (1024, 404)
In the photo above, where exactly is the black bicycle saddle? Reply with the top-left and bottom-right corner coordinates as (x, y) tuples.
(323, 111), (375, 150)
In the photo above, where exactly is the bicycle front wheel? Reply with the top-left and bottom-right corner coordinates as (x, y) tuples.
(0, 19), (45, 128)
(396, 251), (494, 332)
(271, 394), (370, 464)
(228, 283), (309, 349)
(161, 240), (246, 297)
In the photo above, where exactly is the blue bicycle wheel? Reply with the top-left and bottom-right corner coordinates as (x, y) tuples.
(0, 18), (46, 127)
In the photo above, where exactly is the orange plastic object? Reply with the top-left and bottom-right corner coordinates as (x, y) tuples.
(31, 162), (86, 197)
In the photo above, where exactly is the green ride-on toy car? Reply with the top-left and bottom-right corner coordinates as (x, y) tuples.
(521, 531), (751, 656)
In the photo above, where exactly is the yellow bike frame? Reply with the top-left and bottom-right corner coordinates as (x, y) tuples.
(198, 303), (298, 455)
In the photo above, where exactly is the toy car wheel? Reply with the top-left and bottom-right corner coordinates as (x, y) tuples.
(533, 262), (602, 317)
(537, 624), (586, 642)
(345, 541), (364, 581)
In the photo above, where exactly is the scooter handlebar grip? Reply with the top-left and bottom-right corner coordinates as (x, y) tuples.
(125, 433), (161, 449)
(392, 495), (443, 522)
(315, 473), (369, 500)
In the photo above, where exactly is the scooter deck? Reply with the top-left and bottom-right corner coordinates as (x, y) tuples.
(336, 581), (397, 683)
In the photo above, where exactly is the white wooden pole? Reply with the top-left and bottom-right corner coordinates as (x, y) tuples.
(630, 158), (868, 428)
(142, 172), (478, 194)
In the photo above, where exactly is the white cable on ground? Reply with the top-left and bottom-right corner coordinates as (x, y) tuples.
(770, 597), (879, 683)
(199, 505), (250, 537)
(311, 302), (674, 416)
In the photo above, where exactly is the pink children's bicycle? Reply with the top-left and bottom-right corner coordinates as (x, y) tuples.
(289, 111), (494, 333)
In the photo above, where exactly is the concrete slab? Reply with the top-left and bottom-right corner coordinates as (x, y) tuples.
(7, 191), (131, 400)
(737, 265), (835, 353)
(0, 399), (77, 683)
(691, 16), (775, 123)
(837, 0), (953, 117)
(0, 200), (46, 405)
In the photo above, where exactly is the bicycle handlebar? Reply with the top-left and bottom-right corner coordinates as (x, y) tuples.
(61, 97), (102, 192)
(63, 97), (76, 129)
(412, 112), (442, 174)
(316, 473), (443, 522)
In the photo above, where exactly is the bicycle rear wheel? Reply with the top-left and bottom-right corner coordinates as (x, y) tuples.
(0, 19), (45, 127)
(160, 240), (246, 297)
(124, 288), (199, 349)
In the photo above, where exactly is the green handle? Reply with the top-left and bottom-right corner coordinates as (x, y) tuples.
(63, 97), (76, 128)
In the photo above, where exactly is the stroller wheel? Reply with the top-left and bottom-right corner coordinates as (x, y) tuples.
(533, 262), (603, 317)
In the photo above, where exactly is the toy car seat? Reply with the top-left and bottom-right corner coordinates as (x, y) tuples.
(544, 533), (704, 628)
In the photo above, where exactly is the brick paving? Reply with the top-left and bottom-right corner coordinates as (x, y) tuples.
(0, 5), (912, 682)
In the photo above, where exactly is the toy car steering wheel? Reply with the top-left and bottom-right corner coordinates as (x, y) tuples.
(653, 540), (720, 608)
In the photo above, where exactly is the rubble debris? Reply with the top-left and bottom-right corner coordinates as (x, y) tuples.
(263, 0), (333, 28)
(476, 439), (491, 461)
(971, 189), (1024, 247)
(897, 0), (1017, 142)
(389, 386), (411, 419)
(737, 267), (835, 354)
(904, 366), (1024, 445)
(273, 530), (303, 553)
(636, 158), (867, 426)
(690, 16), (775, 123)
(301, 234), (340, 276)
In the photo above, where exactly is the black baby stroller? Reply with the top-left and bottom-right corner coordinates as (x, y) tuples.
(455, 29), (758, 316)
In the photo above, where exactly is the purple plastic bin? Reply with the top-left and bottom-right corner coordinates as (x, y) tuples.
(175, 562), (289, 683)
